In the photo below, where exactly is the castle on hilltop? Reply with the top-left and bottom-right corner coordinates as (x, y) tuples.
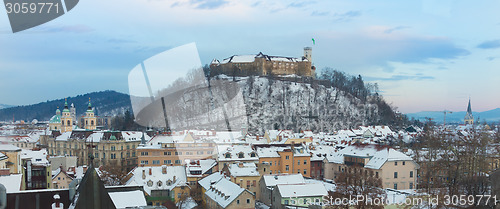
(210, 47), (315, 77)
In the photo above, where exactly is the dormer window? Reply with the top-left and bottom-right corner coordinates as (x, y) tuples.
(238, 152), (244, 158)
(225, 153), (231, 158)
(167, 180), (172, 186)
(250, 152), (256, 157)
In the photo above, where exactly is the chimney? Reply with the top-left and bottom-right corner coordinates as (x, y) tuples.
(149, 168), (152, 175)
(52, 194), (63, 209)
(238, 162), (244, 168)
(173, 176), (176, 183)
(142, 170), (146, 179)
(162, 165), (167, 174)
(0, 169), (10, 176)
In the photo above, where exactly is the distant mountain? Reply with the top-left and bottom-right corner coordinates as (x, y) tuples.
(406, 108), (500, 123)
(0, 90), (132, 122)
(0, 104), (13, 109)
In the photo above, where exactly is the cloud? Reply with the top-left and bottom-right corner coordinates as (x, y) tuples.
(366, 74), (435, 81)
(191, 0), (229, 9)
(477, 39), (500, 49)
(384, 26), (411, 34)
(287, 1), (310, 8)
(487, 56), (498, 61)
(107, 38), (137, 44)
(30, 24), (94, 33)
(311, 10), (329, 16)
(332, 10), (362, 22)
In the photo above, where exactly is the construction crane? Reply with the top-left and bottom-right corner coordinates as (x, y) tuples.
(425, 110), (453, 127)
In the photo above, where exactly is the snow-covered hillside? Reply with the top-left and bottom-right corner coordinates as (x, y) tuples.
(236, 76), (379, 134)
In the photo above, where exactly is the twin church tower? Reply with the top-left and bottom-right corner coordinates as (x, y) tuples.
(49, 98), (97, 132)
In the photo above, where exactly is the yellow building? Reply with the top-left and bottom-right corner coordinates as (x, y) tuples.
(210, 48), (315, 78)
(255, 144), (311, 178)
(83, 99), (97, 130)
(199, 172), (255, 209)
(222, 162), (267, 199)
(44, 130), (145, 171)
(324, 144), (419, 190)
(0, 143), (22, 174)
(137, 136), (216, 167)
(124, 165), (190, 206)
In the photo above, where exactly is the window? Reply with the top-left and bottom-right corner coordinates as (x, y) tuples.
(409, 183), (413, 189)
(252, 180), (256, 187)
(394, 183), (397, 190)
(238, 152), (244, 158)
(164, 160), (171, 164)
(175, 160), (181, 164)
(410, 171), (413, 178)
(132, 152), (136, 157)
(286, 156), (289, 160)
(153, 160), (160, 165)
(376, 172), (379, 178)
(270, 162), (272, 166)
(250, 152), (256, 157)
(298, 160), (300, 165)
(247, 199), (250, 204)
(402, 161), (405, 165)
(237, 200), (240, 204)
(247, 180), (250, 189)
(110, 153), (116, 159)
(339, 166), (341, 172)
(395, 161), (397, 166)
(304, 160), (307, 165)
(297, 169), (300, 174)
(304, 169), (307, 175)
(394, 172), (398, 178)
(111, 146), (116, 151)
(286, 165), (289, 171)
(285, 200), (289, 205)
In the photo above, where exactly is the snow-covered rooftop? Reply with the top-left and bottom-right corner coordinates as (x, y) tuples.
(201, 173), (245, 208)
(126, 166), (187, 196)
(277, 183), (328, 198)
(109, 190), (147, 209)
(262, 174), (305, 187)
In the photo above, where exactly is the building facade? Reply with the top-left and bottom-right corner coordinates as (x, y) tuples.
(210, 48), (315, 77)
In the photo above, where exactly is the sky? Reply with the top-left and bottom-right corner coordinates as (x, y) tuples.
(0, 0), (499, 113)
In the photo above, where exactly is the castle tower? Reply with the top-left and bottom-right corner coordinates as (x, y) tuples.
(464, 98), (474, 125)
(61, 99), (73, 133)
(303, 47), (312, 62)
(84, 98), (97, 130)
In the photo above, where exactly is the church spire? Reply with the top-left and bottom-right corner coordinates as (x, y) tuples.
(464, 97), (474, 125)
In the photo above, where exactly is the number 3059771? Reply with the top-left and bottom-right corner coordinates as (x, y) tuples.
(5, 3), (60, 14)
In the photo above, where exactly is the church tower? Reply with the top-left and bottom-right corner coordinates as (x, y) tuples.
(61, 99), (73, 133)
(70, 103), (76, 125)
(84, 98), (97, 130)
(464, 98), (474, 125)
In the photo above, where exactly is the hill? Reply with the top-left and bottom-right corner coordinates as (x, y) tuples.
(0, 90), (132, 122)
(407, 108), (500, 123)
(0, 104), (13, 109)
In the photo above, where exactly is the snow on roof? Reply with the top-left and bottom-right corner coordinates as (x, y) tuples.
(0, 174), (22, 193)
(147, 134), (185, 146)
(198, 172), (224, 190)
(109, 190), (147, 209)
(325, 145), (414, 170)
(228, 163), (260, 177)
(21, 149), (50, 166)
(257, 144), (310, 158)
(304, 178), (336, 192)
(87, 132), (104, 143)
(186, 159), (217, 177)
(262, 174), (305, 187)
(125, 166), (187, 196)
(0, 143), (21, 151)
(217, 145), (258, 162)
(203, 173), (245, 208)
(277, 183), (328, 198)
(309, 144), (336, 161)
(121, 131), (148, 141)
(220, 54), (256, 64)
(55, 131), (72, 141)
